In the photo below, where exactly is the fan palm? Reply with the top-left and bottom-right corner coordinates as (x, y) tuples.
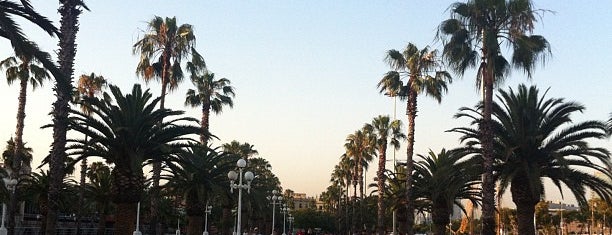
(67, 84), (200, 235)
(164, 145), (238, 235)
(75, 72), (106, 233)
(364, 115), (405, 235)
(1, 55), (49, 175)
(185, 71), (235, 145)
(378, 43), (452, 234)
(133, 16), (204, 233)
(412, 149), (480, 235)
(438, 1), (551, 232)
(47, 1), (89, 233)
(451, 84), (611, 234)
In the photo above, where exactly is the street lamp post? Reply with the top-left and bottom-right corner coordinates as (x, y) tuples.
(228, 159), (255, 235)
(267, 190), (283, 235)
(281, 204), (290, 235)
(133, 202), (142, 235)
(203, 204), (212, 235)
(287, 215), (294, 235)
(0, 177), (17, 235)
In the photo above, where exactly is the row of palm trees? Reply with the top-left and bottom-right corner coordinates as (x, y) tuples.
(0, 1), (257, 234)
(324, 84), (611, 235)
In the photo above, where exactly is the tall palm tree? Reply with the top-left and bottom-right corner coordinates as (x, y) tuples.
(331, 158), (353, 234)
(164, 145), (238, 235)
(438, 1), (550, 233)
(223, 140), (259, 159)
(133, 16), (204, 234)
(343, 129), (374, 233)
(364, 115), (405, 235)
(378, 43), (452, 234)
(74, 72), (106, 234)
(67, 84), (200, 235)
(47, 1), (89, 233)
(451, 84), (611, 234)
(0, 55), (49, 175)
(412, 149), (480, 235)
(84, 162), (114, 235)
(185, 71), (235, 145)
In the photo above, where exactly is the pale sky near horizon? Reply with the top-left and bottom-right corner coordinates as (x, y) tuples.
(0, 1), (610, 207)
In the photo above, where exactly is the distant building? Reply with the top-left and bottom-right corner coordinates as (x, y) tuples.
(292, 193), (316, 211)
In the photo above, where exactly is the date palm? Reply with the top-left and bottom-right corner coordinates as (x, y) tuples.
(378, 43), (452, 234)
(47, 1), (89, 233)
(413, 149), (480, 235)
(133, 16), (204, 233)
(364, 115), (405, 235)
(185, 71), (235, 145)
(438, 1), (550, 232)
(67, 84), (200, 235)
(0, 0), (60, 78)
(451, 84), (611, 234)
(222, 140), (259, 159)
(164, 145), (237, 235)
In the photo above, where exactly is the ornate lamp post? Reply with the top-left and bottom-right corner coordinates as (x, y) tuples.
(267, 190), (283, 235)
(203, 204), (212, 235)
(228, 159), (254, 235)
(287, 215), (294, 235)
(281, 204), (291, 235)
(0, 177), (17, 235)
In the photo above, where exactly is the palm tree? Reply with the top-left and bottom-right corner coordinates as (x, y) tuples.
(364, 115), (405, 235)
(438, 1), (550, 233)
(223, 141), (259, 159)
(0, 0), (61, 79)
(451, 84), (611, 234)
(344, 129), (374, 199)
(185, 71), (235, 145)
(84, 162), (114, 235)
(133, 16), (204, 233)
(67, 84), (200, 235)
(164, 145), (238, 235)
(0, 55), (49, 175)
(75, 72), (106, 233)
(1, 138), (33, 234)
(47, 1), (89, 233)
(378, 43), (452, 234)
(412, 149), (480, 235)
(332, 156), (354, 234)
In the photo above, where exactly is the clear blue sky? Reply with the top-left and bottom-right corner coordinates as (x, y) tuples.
(0, 1), (610, 205)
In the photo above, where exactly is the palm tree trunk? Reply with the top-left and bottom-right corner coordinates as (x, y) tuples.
(377, 145), (387, 235)
(75, 157), (87, 234)
(7, 77), (28, 235)
(115, 203), (137, 235)
(431, 200), (450, 235)
(511, 175), (538, 235)
(187, 215), (204, 235)
(150, 69), (169, 235)
(405, 86), (418, 235)
(96, 210), (106, 235)
(47, 0), (82, 233)
(480, 51), (497, 235)
(201, 103), (210, 145)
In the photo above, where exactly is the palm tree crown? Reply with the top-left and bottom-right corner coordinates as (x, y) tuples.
(67, 84), (200, 234)
(451, 84), (611, 234)
(413, 149), (480, 235)
(185, 71), (235, 145)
